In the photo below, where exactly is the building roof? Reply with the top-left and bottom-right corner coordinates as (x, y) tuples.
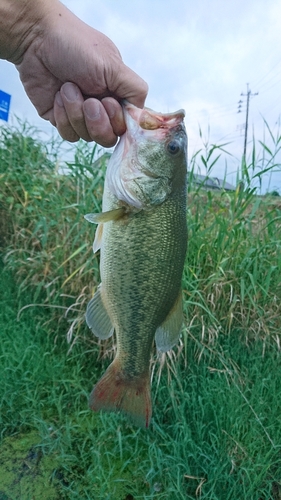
(187, 173), (236, 191)
(93, 153), (236, 192)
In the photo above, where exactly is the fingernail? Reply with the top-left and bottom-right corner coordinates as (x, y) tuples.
(55, 91), (64, 107)
(84, 100), (101, 120)
(62, 83), (79, 102)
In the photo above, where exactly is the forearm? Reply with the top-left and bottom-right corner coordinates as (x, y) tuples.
(0, 0), (59, 63)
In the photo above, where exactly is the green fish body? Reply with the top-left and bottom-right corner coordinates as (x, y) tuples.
(85, 103), (187, 427)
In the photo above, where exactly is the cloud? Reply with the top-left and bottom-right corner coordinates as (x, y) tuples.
(1, 0), (281, 190)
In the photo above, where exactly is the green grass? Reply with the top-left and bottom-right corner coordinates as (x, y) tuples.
(1, 265), (281, 499)
(0, 121), (281, 498)
(1, 124), (281, 347)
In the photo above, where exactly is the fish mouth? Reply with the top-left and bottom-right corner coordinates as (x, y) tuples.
(123, 101), (185, 132)
(139, 108), (185, 131)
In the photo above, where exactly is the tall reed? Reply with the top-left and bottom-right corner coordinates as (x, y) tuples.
(1, 120), (280, 353)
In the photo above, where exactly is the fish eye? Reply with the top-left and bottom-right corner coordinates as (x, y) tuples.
(166, 140), (181, 156)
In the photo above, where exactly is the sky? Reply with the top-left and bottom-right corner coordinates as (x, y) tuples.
(1, 0), (281, 192)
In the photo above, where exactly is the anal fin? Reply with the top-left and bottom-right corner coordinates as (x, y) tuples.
(155, 291), (183, 352)
(86, 284), (114, 339)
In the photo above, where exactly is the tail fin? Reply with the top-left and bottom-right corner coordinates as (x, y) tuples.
(89, 359), (152, 428)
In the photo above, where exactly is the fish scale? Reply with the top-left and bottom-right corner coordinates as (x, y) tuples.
(85, 102), (187, 427)
(102, 195), (187, 377)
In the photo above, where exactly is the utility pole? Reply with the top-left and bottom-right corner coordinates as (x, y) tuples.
(237, 83), (258, 159)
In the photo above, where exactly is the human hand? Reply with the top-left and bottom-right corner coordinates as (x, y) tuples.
(1, 0), (148, 146)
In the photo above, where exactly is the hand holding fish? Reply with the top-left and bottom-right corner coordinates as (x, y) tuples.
(0, 0), (148, 146)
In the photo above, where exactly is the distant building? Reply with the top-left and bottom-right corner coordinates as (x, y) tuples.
(187, 173), (236, 191)
(92, 153), (236, 192)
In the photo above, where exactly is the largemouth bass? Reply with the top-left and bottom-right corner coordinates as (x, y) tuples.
(85, 102), (187, 428)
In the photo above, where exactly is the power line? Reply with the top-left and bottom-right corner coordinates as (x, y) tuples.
(186, 104), (237, 121)
(257, 71), (281, 93)
(258, 76), (281, 94)
(252, 56), (281, 89)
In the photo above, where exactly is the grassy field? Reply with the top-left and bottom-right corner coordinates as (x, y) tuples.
(0, 123), (281, 499)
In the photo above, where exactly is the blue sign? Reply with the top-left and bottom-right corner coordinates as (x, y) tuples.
(0, 90), (11, 122)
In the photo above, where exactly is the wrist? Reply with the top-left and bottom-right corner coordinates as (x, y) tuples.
(0, 0), (60, 63)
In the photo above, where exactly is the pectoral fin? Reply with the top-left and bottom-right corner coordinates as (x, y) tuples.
(155, 292), (183, 352)
(84, 207), (125, 224)
(86, 285), (114, 339)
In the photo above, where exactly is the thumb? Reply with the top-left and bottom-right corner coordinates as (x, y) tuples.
(110, 63), (148, 109)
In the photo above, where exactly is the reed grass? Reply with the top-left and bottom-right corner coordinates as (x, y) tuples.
(0, 120), (281, 498)
(1, 121), (281, 350)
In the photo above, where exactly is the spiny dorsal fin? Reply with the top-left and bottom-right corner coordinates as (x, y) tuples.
(86, 285), (114, 339)
(155, 291), (183, 352)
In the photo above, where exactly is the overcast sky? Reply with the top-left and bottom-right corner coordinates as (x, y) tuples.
(1, 0), (281, 192)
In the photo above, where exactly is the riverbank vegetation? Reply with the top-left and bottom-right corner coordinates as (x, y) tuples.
(0, 122), (280, 499)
